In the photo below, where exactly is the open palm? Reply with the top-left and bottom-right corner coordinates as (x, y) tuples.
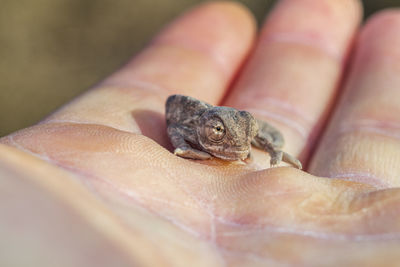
(2, 1), (400, 266)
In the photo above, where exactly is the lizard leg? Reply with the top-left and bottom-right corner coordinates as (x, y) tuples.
(255, 119), (284, 148)
(167, 125), (211, 160)
(264, 142), (283, 168)
(254, 138), (302, 169)
(258, 142), (301, 169)
(252, 136), (283, 167)
(243, 152), (253, 164)
(252, 120), (301, 169)
(282, 152), (302, 169)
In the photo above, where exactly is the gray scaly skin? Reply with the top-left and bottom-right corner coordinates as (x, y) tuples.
(165, 94), (302, 169)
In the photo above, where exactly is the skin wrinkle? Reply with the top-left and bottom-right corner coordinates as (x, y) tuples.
(330, 173), (390, 190)
(149, 40), (231, 77)
(7, 135), (53, 163)
(101, 79), (169, 97)
(258, 97), (315, 123)
(174, 171), (220, 240)
(260, 32), (342, 61)
(314, 119), (400, 186)
(123, 43), (230, 96)
(109, 86), (169, 111)
(220, 247), (294, 267)
(217, 215), (400, 242)
(221, 169), (308, 203)
(103, 186), (205, 241)
(179, 180), (229, 264)
(70, 164), (205, 239)
(182, 186), (220, 242)
(213, 188), (400, 242)
(153, 161), (225, 242)
(40, 119), (123, 133)
(24, 149), (110, 202)
(339, 119), (400, 141)
(235, 95), (315, 130)
(245, 108), (308, 140)
(312, 119), (400, 162)
(220, 188), (307, 199)
(41, 85), (168, 135)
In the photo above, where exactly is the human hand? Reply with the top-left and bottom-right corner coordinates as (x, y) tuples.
(1, 0), (400, 266)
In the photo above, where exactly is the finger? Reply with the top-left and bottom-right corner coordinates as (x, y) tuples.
(224, 0), (362, 161)
(41, 2), (255, 134)
(309, 10), (400, 188)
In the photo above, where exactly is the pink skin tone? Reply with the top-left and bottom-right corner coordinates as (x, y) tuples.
(1, 0), (400, 266)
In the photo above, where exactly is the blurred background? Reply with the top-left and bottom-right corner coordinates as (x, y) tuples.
(1, 0), (399, 137)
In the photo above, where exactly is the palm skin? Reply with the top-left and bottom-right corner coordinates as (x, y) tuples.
(2, 1), (400, 266)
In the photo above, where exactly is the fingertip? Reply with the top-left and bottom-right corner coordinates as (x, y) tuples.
(360, 8), (400, 46)
(102, 1), (257, 103)
(353, 8), (400, 68)
(198, 0), (257, 29)
(260, 0), (363, 59)
(153, 0), (257, 69)
(363, 8), (400, 29)
(162, 0), (257, 39)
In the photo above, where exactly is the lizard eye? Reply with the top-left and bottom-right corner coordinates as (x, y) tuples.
(206, 121), (225, 142)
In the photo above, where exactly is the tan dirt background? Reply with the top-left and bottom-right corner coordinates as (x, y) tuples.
(1, 0), (399, 136)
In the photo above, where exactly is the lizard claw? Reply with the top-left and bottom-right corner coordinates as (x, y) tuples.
(174, 147), (211, 160)
(282, 152), (302, 169)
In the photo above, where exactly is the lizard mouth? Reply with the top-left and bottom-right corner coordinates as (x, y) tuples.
(197, 139), (250, 161)
(210, 149), (249, 161)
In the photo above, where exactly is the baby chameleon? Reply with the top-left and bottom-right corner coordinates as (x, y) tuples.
(165, 94), (302, 169)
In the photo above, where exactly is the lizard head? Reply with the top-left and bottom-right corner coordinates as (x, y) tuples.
(196, 107), (258, 161)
